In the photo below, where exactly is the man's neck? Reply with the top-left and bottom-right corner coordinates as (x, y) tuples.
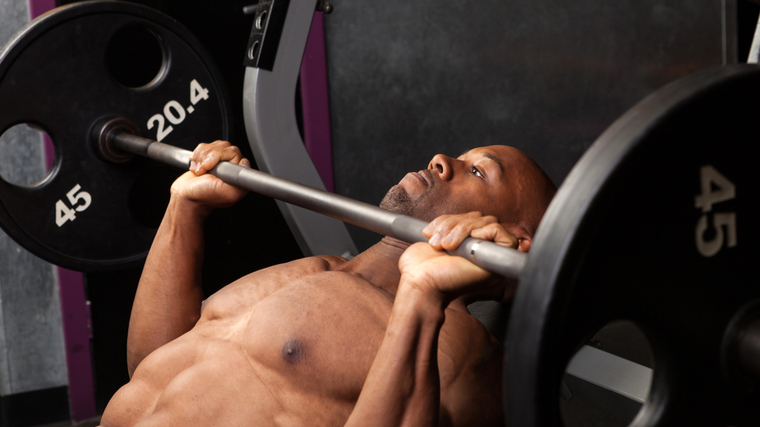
(336, 237), (410, 297)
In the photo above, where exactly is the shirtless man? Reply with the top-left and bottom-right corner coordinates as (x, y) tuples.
(99, 141), (556, 427)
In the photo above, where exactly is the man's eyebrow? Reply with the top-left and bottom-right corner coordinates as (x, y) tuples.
(482, 152), (504, 173)
(458, 150), (504, 173)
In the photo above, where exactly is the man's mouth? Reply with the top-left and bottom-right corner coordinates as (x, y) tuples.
(412, 170), (432, 187)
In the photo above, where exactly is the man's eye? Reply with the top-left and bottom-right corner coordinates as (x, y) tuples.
(471, 166), (484, 179)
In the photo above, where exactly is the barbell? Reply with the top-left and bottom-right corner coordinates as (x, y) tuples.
(1, 1), (759, 426)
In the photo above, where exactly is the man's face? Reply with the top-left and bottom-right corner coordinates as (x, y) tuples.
(380, 145), (528, 224)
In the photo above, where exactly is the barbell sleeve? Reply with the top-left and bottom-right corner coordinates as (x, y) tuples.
(111, 131), (528, 279)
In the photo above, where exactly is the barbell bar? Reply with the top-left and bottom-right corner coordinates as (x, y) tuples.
(99, 117), (528, 279)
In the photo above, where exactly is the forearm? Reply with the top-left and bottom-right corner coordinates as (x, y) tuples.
(345, 285), (445, 427)
(126, 195), (209, 376)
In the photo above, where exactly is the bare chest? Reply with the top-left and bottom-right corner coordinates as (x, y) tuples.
(198, 268), (394, 401)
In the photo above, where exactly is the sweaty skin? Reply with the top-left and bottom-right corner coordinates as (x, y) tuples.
(99, 142), (556, 427)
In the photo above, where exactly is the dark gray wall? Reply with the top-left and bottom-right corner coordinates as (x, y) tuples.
(325, 0), (734, 250)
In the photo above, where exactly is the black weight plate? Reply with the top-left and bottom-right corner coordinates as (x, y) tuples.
(507, 64), (760, 427)
(0, 1), (230, 271)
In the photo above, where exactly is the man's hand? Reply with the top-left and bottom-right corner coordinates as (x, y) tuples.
(170, 140), (250, 212)
(401, 212), (520, 305)
(347, 212), (516, 427)
(422, 211), (519, 251)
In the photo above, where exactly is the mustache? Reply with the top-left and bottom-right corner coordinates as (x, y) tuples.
(420, 169), (434, 188)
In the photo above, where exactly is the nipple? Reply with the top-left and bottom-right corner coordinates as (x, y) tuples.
(282, 339), (303, 363)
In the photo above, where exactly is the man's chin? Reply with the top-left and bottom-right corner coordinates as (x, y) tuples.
(379, 186), (415, 217)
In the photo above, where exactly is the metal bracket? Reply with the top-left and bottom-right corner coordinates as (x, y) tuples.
(243, 0), (291, 71)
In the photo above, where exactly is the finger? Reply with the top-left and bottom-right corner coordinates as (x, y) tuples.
(190, 141), (227, 173)
(427, 214), (476, 248)
(189, 141), (242, 175)
(190, 141), (228, 159)
(438, 216), (501, 250)
(426, 216), (498, 251)
(424, 212), (482, 234)
(422, 214), (452, 238)
(189, 142), (209, 174)
(470, 223), (519, 249)
(215, 143), (243, 163)
(200, 145), (241, 172)
(425, 212), (488, 247)
(423, 216), (450, 247)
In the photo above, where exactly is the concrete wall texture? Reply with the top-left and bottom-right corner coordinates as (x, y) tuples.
(0, 0), (68, 397)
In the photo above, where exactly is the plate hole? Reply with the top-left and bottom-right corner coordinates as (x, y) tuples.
(0, 123), (55, 186)
(560, 320), (654, 427)
(105, 25), (166, 89)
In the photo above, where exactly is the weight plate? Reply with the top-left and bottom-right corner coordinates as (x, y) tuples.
(0, 1), (230, 271)
(507, 64), (760, 426)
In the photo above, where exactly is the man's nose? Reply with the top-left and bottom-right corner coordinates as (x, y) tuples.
(428, 154), (455, 181)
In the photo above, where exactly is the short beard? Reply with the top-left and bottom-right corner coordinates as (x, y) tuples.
(379, 186), (417, 217)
